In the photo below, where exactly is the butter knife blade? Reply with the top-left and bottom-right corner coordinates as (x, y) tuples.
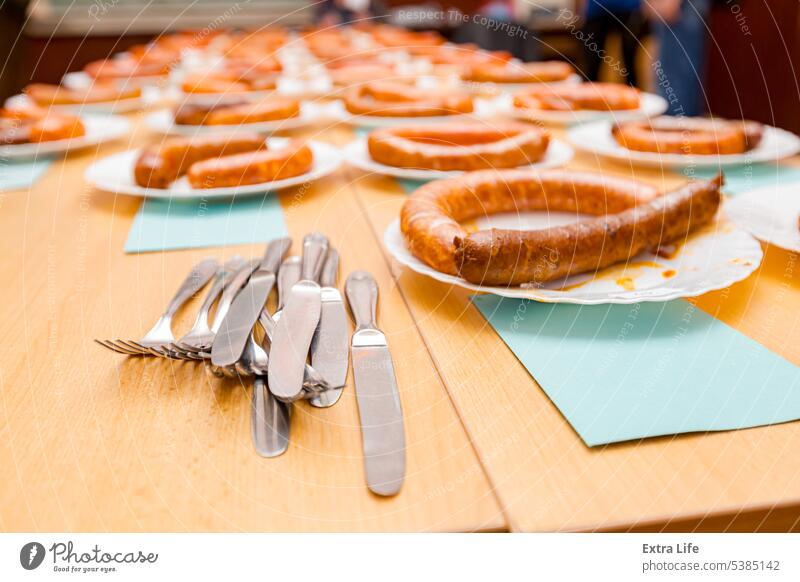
(212, 270), (276, 367)
(268, 232), (328, 402)
(346, 271), (405, 496)
(211, 238), (290, 367)
(310, 249), (349, 407)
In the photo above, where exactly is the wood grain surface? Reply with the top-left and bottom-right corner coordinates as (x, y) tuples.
(1, 113), (798, 533)
(0, 117), (504, 532)
(347, 136), (800, 533)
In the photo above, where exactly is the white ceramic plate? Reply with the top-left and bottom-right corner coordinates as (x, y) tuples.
(84, 138), (342, 200)
(277, 76), (332, 98)
(62, 71), (165, 90)
(725, 184), (800, 252)
(143, 101), (338, 136)
(500, 92), (668, 126)
(459, 74), (583, 95)
(6, 93), (148, 115)
(344, 136), (574, 180)
(384, 214), (762, 305)
(0, 114), (130, 160)
(568, 121), (800, 169)
(173, 87), (281, 105)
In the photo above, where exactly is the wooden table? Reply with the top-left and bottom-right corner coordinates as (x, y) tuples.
(1, 113), (798, 532)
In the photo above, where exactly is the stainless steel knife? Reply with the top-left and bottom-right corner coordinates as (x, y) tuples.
(273, 256), (301, 323)
(251, 256), (300, 458)
(258, 255), (331, 399)
(209, 259), (262, 336)
(345, 271), (405, 497)
(211, 237), (291, 367)
(268, 232), (329, 402)
(251, 376), (290, 458)
(309, 248), (349, 408)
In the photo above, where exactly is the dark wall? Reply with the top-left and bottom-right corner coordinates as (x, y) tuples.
(706, 0), (800, 133)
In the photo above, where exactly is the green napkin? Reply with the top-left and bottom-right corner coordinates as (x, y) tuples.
(473, 296), (800, 447)
(125, 194), (288, 253)
(0, 159), (52, 192)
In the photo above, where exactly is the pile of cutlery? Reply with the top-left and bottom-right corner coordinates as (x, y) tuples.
(96, 234), (405, 496)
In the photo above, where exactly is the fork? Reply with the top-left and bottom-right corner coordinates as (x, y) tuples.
(170, 256), (246, 359)
(95, 258), (219, 356)
(174, 258), (261, 360)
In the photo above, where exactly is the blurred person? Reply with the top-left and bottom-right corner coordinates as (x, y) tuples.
(646, 0), (711, 116)
(581, 0), (644, 87)
(316, 0), (373, 27)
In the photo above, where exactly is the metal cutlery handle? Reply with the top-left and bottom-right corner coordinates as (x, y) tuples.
(345, 270), (378, 331)
(211, 259), (260, 333)
(191, 269), (228, 327)
(276, 256), (302, 312)
(261, 237), (292, 273)
(163, 258), (218, 317)
(300, 232), (329, 282)
(193, 255), (246, 323)
(320, 248), (339, 288)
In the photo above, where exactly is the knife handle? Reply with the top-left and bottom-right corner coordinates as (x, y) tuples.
(261, 237), (292, 274)
(199, 255), (245, 315)
(345, 270), (378, 331)
(320, 248), (339, 288)
(163, 258), (218, 317)
(277, 256), (302, 311)
(211, 259), (260, 333)
(301, 232), (329, 282)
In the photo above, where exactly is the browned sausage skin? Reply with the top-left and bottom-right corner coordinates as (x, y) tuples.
(400, 169), (722, 286)
(612, 117), (764, 155)
(133, 134), (265, 188)
(455, 176), (722, 286)
(344, 81), (473, 117)
(367, 123), (549, 171)
(187, 140), (313, 188)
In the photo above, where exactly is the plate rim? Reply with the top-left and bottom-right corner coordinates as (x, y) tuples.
(725, 184), (800, 253)
(503, 92), (668, 126)
(84, 137), (342, 199)
(0, 114), (131, 159)
(383, 217), (763, 305)
(343, 136), (574, 180)
(567, 120), (800, 168)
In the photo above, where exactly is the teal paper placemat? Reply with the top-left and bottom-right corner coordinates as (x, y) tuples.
(473, 296), (800, 446)
(125, 194), (289, 253)
(692, 163), (800, 195)
(0, 159), (52, 192)
(398, 179), (425, 193)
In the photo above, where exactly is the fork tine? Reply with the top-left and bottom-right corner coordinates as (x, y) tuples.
(179, 343), (207, 354)
(119, 340), (155, 355)
(107, 340), (145, 355)
(166, 343), (190, 358)
(109, 339), (148, 355)
(124, 340), (167, 358)
(170, 345), (200, 361)
(95, 339), (139, 355)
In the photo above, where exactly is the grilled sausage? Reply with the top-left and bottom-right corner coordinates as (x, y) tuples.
(612, 117), (764, 155)
(454, 175), (722, 285)
(514, 82), (640, 112)
(187, 139), (313, 188)
(400, 169), (715, 281)
(133, 134), (265, 188)
(368, 122), (549, 171)
(344, 81), (473, 117)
